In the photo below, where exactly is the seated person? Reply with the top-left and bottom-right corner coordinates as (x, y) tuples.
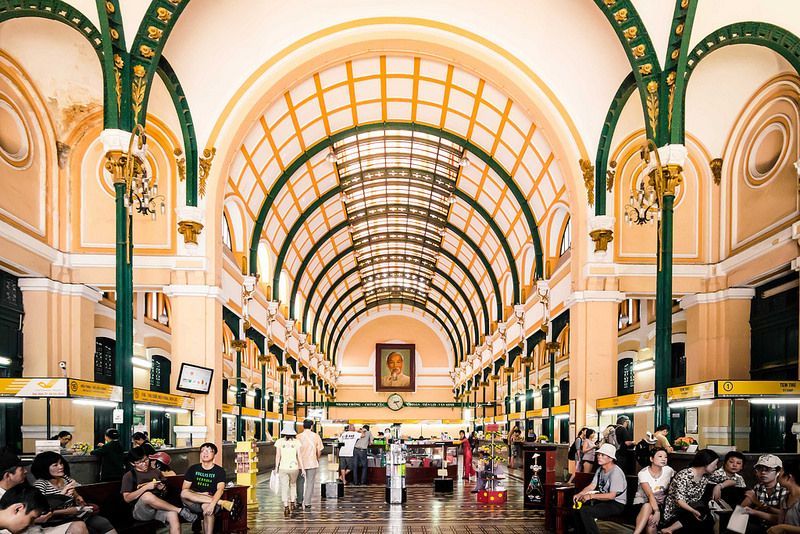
(742, 455), (786, 533)
(31, 451), (116, 534)
(661, 449), (719, 534)
(131, 433), (156, 456)
(708, 451), (747, 504)
(49, 433), (73, 455)
(0, 484), (50, 534)
(121, 447), (198, 534)
(633, 447), (674, 534)
(180, 443), (228, 534)
(148, 453), (176, 477)
(572, 444), (628, 534)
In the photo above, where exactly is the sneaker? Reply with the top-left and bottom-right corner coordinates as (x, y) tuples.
(179, 507), (199, 523)
(304, 505), (312, 511)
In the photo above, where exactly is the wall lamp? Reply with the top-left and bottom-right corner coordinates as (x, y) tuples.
(668, 399), (713, 409)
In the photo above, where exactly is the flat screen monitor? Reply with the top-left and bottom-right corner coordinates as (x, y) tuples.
(176, 363), (214, 394)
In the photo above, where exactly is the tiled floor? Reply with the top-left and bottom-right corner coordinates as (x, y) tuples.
(244, 461), (547, 533)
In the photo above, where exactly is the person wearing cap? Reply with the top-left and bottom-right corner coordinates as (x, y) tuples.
(572, 443), (628, 534)
(709, 450), (747, 504)
(180, 443), (228, 534)
(149, 452), (176, 477)
(741, 454), (786, 532)
(274, 422), (305, 518)
(0, 448), (87, 534)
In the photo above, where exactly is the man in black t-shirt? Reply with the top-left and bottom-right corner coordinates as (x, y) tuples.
(614, 416), (636, 474)
(181, 443), (228, 534)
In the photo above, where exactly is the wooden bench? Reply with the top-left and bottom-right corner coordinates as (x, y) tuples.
(75, 475), (247, 534)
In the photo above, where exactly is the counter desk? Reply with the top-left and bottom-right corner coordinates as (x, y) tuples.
(365, 441), (459, 485)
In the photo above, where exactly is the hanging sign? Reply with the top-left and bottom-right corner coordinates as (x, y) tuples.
(717, 380), (800, 397)
(0, 378), (67, 398)
(222, 404), (239, 415)
(551, 405), (570, 416)
(596, 390), (655, 411)
(70, 379), (122, 402)
(667, 380), (716, 402)
(133, 388), (195, 410)
(240, 407), (264, 418)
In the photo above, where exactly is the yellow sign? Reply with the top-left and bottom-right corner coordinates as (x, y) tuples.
(240, 407), (264, 418)
(667, 381), (715, 402)
(133, 388), (195, 410)
(69, 379), (122, 402)
(525, 408), (548, 418)
(596, 390), (655, 411)
(222, 404), (238, 415)
(0, 378), (67, 398)
(264, 411), (281, 420)
(717, 381), (800, 397)
(551, 405), (570, 416)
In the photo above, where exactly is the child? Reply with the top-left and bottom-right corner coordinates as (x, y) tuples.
(471, 451), (488, 493)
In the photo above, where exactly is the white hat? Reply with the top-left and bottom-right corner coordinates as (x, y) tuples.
(280, 422), (297, 436)
(596, 443), (617, 460)
(755, 454), (782, 469)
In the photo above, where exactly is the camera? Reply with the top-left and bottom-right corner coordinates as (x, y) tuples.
(59, 361), (67, 370)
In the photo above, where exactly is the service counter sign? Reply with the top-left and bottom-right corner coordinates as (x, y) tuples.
(717, 381), (800, 397)
(596, 390), (654, 411)
(0, 378), (67, 398)
(69, 379), (122, 402)
(133, 388), (195, 410)
(667, 380), (716, 402)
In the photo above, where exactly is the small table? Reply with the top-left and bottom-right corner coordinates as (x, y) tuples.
(544, 482), (576, 534)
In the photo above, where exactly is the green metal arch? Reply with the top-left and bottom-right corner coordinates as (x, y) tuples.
(329, 298), (461, 367)
(156, 56), (199, 206)
(661, 0), (698, 144)
(0, 1), (111, 122)
(679, 22), (800, 142)
(309, 264), (360, 343)
(593, 72), (637, 215)
(95, 0), (127, 129)
(272, 185), (518, 302)
(302, 245), (492, 347)
(250, 122), (544, 286)
(319, 277), (475, 360)
(129, 0), (189, 127)
(593, 0), (663, 141)
(287, 222), (502, 327)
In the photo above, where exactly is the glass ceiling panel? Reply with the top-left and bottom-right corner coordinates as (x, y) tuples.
(333, 129), (465, 306)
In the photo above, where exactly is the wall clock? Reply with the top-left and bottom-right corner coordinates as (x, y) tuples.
(387, 393), (404, 411)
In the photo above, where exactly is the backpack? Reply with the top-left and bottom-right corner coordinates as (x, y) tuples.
(634, 439), (653, 468)
(602, 426), (620, 449)
(567, 437), (581, 461)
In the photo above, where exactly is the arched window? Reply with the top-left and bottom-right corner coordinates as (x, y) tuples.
(559, 217), (572, 257)
(617, 357), (634, 395)
(257, 241), (270, 280)
(144, 292), (170, 327)
(222, 214), (233, 251)
(279, 271), (289, 302)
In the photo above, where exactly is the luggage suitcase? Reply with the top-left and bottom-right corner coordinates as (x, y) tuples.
(321, 480), (344, 500)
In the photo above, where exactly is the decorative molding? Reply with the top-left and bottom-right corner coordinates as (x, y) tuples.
(709, 158), (722, 185)
(565, 290), (626, 307)
(17, 278), (102, 302)
(21, 426), (75, 439)
(679, 288), (756, 310)
(198, 147), (216, 198)
(177, 220), (203, 246)
(579, 158), (595, 206)
(162, 284), (225, 303)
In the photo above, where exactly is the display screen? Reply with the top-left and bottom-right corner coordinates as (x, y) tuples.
(176, 363), (214, 394)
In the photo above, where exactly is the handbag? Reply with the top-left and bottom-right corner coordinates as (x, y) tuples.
(269, 469), (279, 495)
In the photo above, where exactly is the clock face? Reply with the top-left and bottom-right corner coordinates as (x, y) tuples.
(387, 393), (404, 411)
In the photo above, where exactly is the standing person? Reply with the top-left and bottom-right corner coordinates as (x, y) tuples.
(297, 419), (323, 511)
(0, 484), (50, 534)
(90, 429), (125, 482)
(632, 447), (674, 534)
(569, 428), (586, 481)
(121, 447), (196, 534)
(180, 443), (228, 534)
(653, 425), (674, 453)
(661, 449), (719, 534)
(614, 416), (635, 474)
(742, 454), (786, 532)
(274, 423), (305, 518)
(337, 425), (359, 485)
(353, 426), (372, 486)
(580, 429), (598, 473)
(508, 426), (523, 469)
(459, 430), (474, 481)
(30, 452), (117, 534)
(131, 433), (156, 456)
(572, 443), (628, 534)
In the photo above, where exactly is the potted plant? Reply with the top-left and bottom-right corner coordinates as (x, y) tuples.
(673, 436), (696, 451)
(72, 442), (91, 456)
(150, 438), (166, 449)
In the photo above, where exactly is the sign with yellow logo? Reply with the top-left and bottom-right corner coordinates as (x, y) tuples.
(222, 404), (239, 415)
(551, 405), (570, 416)
(0, 378), (67, 398)
(69, 379), (122, 402)
(240, 407), (264, 418)
(717, 381), (800, 397)
(667, 381), (715, 401)
(133, 388), (195, 410)
(596, 391), (655, 410)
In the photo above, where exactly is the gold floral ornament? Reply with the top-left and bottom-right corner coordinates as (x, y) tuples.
(156, 7), (172, 23)
(110, 28), (119, 40)
(646, 80), (659, 135)
(631, 44), (646, 58)
(639, 64), (653, 75)
(709, 158), (722, 186)
(113, 54), (124, 115)
(623, 27), (638, 41)
(174, 147), (186, 182)
(147, 26), (163, 41)
(606, 160), (618, 192)
(579, 158), (595, 207)
(139, 45), (154, 59)
(132, 65), (147, 124)
(198, 147), (216, 198)
(614, 8), (628, 23)
(666, 71), (677, 130)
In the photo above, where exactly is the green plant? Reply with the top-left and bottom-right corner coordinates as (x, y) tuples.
(150, 438), (166, 449)
(73, 442), (91, 455)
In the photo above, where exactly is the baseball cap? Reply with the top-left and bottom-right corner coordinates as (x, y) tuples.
(755, 454), (782, 469)
(0, 449), (24, 473)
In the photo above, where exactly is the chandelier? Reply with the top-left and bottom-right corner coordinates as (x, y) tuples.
(108, 124), (166, 220)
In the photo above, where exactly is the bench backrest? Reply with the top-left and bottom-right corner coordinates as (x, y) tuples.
(75, 475), (185, 525)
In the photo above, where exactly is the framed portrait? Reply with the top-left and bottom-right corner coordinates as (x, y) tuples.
(375, 343), (415, 392)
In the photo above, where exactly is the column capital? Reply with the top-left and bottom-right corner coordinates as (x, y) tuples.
(162, 284), (224, 303)
(17, 278), (102, 302)
(565, 290), (626, 307)
(679, 287), (756, 310)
